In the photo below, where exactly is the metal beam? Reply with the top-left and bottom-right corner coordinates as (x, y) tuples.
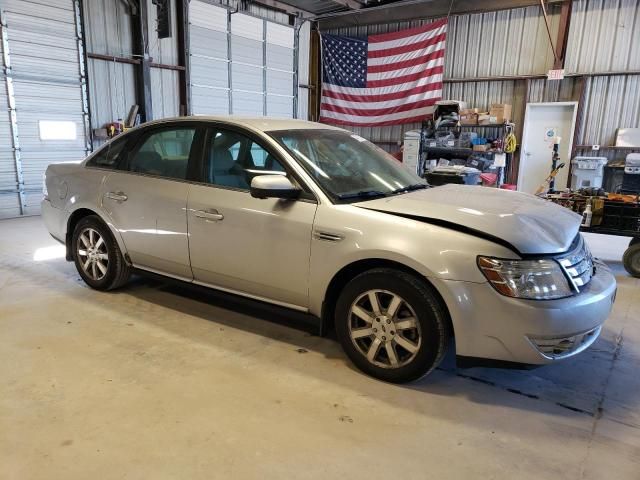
(554, 0), (572, 69)
(331, 0), (363, 9)
(249, 0), (314, 18)
(318, 0), (566, 28)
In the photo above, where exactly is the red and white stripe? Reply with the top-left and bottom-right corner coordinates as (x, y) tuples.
(320, 19), (447, 127)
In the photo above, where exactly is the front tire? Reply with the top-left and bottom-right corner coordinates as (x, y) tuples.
(71, 215), (130, 290)
(335, 268), (450, 383)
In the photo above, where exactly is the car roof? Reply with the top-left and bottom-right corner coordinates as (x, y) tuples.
(142, 116), (347, 133)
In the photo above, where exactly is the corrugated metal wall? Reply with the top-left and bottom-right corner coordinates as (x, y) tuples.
(83, 0), (137, 139)
(147, 0), (180, 118)
(565, 0), (640, 73)
(84, 0), (179, 141)
(579, 74), (640, 145)
(445, 5), (559, 78)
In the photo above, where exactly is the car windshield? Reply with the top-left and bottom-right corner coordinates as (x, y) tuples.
(269, 129), (426, 202)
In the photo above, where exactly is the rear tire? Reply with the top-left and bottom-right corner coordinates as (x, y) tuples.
(335, 268), (450, 383)
(71, 215), (130, 290)
(623, 243), (640, 278)
(629, 237), (640, 248)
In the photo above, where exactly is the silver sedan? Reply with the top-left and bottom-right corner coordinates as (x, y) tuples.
(41, 117), (617, 383)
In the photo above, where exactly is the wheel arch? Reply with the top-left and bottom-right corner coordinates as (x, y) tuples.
(320, 258), (454, 340)
(65, 207), (127, 263)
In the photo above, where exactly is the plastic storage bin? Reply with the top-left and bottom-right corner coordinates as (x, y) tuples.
(571, 157), (608, 189)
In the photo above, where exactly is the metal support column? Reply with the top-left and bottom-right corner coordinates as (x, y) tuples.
(132, 0), (153, 121)
(0, 13), (26, 214)
(176, 0), (190, 115)
(74, 0), (92, 153)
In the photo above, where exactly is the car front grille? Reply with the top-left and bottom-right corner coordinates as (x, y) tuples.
(557, 236), (595, 291)
(529, 326), (601, 359)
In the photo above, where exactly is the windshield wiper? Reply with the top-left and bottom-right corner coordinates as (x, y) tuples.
(337, 190), (388, 200)
(390, 183), (428, 195)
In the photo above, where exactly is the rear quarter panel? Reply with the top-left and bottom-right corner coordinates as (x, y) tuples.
(45, 163), (127, 254)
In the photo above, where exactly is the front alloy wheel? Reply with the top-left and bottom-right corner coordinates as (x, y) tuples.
(335, 268), (451, 383)
(348, 290), (422, 369)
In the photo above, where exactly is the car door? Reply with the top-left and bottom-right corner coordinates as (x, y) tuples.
(101, 124), (200, 279)
(187, 126), (318, 309)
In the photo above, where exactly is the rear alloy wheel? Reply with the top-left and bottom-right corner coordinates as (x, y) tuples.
(335, 268), (450, 383)
(77, 227), (109, 282)
(72, 215), (130, 290)
(623, 243), (640, 278)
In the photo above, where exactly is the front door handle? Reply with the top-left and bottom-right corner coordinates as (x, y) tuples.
(106, 191), (128, 202)
(194, 209), (224, 222)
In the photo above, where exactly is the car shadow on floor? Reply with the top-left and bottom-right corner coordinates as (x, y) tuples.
(116, 272), (640, 421)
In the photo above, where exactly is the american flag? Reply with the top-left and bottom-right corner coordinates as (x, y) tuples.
(319, 19), (447, 127)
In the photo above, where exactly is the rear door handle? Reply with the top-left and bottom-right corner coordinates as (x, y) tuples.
(106, 191), (128, 202)
(194, 209), (224, 222)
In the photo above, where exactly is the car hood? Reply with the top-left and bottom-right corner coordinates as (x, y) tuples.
(355, 184), (582, 255)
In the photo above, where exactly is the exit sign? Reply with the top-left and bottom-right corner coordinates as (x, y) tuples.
(547, 69), (565, 80)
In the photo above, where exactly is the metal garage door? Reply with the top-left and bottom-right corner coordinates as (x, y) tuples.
(0, 0), (89, 218)
(188, 0), (296, 118)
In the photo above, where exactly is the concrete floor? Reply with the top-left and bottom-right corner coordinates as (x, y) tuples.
(1, 216), (639, 480)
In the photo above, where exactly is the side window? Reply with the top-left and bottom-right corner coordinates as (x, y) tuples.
(126, 128), (196, 180)
(86, 137), (128, 169)
(205, 129), (287, 190)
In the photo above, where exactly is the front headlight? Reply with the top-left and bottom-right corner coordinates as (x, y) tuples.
(478, 256), (574, 300)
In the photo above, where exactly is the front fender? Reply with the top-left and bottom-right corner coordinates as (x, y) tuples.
(308, 203), (516, 316)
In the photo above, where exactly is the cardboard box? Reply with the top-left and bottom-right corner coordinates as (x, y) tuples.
(473, 144), (489, 152)
(489, 103), (512, 123)
(460, 113), (478, 125)
(478, 114), (498, 125)
(460, 108), (480, 114)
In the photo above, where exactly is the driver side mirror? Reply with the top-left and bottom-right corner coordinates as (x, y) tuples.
(250, 175), (301, 200)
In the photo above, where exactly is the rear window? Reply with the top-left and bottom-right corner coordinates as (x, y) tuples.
(86, 137), (128, 169)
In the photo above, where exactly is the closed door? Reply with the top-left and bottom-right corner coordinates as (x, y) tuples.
(519, 102), (578, 194)
(101, 126), (198, 279)
(187, 127), (317, 308)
